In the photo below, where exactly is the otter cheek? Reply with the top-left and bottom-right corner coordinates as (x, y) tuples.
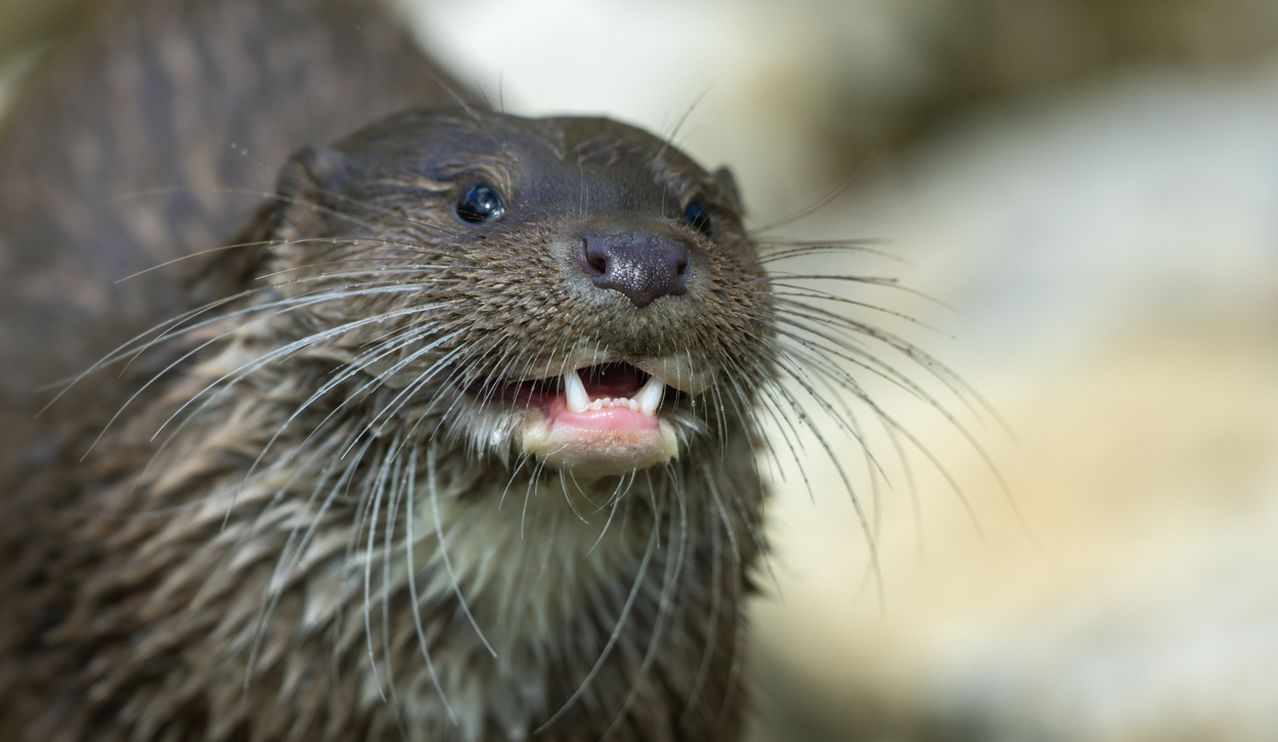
(521, 407), (679, 476)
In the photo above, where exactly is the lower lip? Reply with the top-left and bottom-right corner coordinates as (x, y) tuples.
(520, 394), (677, 476)
(544, 396), (659, 432)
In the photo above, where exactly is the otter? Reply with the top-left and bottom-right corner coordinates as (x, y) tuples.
(1, 1), (778, 739)
(4, 104), (769, 740)
(0, 1), (951, 740)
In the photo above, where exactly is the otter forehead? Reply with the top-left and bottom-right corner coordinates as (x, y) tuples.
(332, 109), (719, 216)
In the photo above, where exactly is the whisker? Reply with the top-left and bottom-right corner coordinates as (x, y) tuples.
(362, 437), (399, 703)
(403, 447), (459, 724)
(759, 271), (955, 311)
(747, 152), (874, 234)
(602, 466), (689, 738)
(427, 445), (498, 659)
(755, 239), (901, 266)
(533, 508), (661, 735)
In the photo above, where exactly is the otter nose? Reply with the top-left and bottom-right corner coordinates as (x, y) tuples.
(577, 229), (691, 308)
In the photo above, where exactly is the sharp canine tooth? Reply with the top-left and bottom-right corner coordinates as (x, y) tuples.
(636, 376), (665, 416)
(566, 369), (666, 416)
(564, 369), (590, 412)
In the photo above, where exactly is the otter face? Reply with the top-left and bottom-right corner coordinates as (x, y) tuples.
(260, 109), (773, 478)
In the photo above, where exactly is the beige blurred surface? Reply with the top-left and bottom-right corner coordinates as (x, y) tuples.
(4, 1), (1277, 739)
(748, 71), (1278, 740)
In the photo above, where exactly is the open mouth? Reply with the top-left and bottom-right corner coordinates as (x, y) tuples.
(474, 361), (687, 476)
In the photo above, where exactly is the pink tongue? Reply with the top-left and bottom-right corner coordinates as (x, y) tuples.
(545, 396), (658, 432)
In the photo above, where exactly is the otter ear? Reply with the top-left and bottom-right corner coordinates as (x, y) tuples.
(276, 145), (356, 209)
(197, 146), (356, 295)
(713, 166), (745, 215)
(216, 145), (356, 276)
(264, 145), (358, 238)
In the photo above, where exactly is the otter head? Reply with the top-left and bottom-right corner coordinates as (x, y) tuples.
(250, 109), (773, 479)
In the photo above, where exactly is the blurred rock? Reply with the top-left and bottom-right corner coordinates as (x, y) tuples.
(752, 66), (1278, 742)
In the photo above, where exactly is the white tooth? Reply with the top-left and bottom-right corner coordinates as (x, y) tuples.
(636, 376), (666, 416)
(564, 369), (590, 412)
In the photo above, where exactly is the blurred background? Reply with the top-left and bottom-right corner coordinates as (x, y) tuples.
(3, 0), (1277, 739)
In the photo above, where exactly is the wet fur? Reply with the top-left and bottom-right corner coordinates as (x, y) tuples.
(1, 107), (777, 740)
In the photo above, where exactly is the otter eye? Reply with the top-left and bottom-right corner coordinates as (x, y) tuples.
(681, 200), (712, 238)
(456, 183), (506, 224)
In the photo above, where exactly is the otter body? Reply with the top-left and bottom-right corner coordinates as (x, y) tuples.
(0, 0), (453, 471)
(0, 3), (773, 740)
